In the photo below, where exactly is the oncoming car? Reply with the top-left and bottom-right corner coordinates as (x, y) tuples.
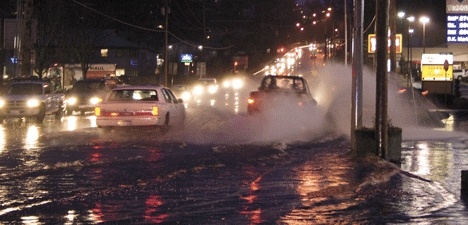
(247, 75), (317, 114)
(95, 85), (185, 130)
(65, 79), (112, 115)
(191, 78), (218, 96)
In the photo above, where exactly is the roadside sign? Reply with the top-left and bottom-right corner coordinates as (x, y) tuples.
(421, 54), (454, 95)
(367, 34), (403, 54)
(421, 54), (453, 81)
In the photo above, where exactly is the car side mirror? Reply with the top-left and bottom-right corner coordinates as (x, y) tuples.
(178, 98), (184, 103)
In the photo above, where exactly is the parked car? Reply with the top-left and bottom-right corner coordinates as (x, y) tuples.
(95, 85), (185, 130)
(0, 80), (65, 123)
(453, 69), (468, 80)
(65, 79), (113, 115)
(247, 75), (317, 114)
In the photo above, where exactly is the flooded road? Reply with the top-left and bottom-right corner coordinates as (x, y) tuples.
(1, 50), (468, 223)
(0, 109), (468, 224)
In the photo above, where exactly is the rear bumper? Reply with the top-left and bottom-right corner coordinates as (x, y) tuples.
(96, 116), (163, 127)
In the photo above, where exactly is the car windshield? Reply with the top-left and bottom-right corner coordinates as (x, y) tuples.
(8, 83), (43, 95)
(107, 89), (158, 101)
(72, 81), (104, 92)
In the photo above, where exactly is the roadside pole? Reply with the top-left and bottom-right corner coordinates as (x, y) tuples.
(351, 0), (364, 152)
(375, 0), (389, 159)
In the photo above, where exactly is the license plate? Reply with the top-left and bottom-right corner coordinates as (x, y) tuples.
(10, 110), (20, 115)
(120, 112), (133, 116)
(118, 120), (132, 125)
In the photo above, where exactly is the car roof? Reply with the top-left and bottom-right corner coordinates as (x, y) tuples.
(112, 85), (165, 91)
(264, 75), (304, 79)
(75, 79), (106, 83)
(9, 80), (49, 85)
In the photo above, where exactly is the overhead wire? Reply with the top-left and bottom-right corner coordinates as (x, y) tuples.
(70, 0), (232, 50)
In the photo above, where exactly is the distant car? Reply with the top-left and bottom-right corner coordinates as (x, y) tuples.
(171, 84), (192, 103)
(65, 79), (113, 115)
(247, 75), (317, 114)
(95, 85), (185, 130)
(453, 69), (468, 80)
(191, 77), (219, 97)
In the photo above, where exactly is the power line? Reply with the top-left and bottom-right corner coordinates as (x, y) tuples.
(71, 0), (233, 50)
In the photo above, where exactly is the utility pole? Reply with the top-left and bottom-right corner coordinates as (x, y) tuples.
(375, 0), (389, 159)
(0, 14), (4, 84)
(344, 0), (347, 66)
(351, 0), (363, 152)
(389, 0), (396, 72)
(163, 0), (169, 86)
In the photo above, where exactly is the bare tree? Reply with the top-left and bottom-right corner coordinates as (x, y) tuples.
(57, 1), (110, 79)
(33, 0), (64, 79)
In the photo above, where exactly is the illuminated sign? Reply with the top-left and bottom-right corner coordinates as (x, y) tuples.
(367, 34), (402, 54)
(421, 54), (453, 81)
(180, 54), (193, 63)
(447, 14), (468, 43)
(447, 0), (468, 43)
(447, 0), (468, 14)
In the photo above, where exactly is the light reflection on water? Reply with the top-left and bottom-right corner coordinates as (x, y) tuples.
(24, 125), (39, 150)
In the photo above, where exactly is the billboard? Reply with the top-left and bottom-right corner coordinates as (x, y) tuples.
(367, 34), (402, 54)
(447, 0), (468, 43)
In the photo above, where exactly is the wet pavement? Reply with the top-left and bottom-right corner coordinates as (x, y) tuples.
(0, 112), (468, 224)
(1, 51), (468, 223)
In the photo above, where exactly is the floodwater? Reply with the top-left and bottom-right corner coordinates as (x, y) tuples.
(1, 48), (468, 224)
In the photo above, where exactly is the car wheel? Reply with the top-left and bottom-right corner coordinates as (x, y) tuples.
(35, 106), (46, 124)
(160, 113), (170, 133)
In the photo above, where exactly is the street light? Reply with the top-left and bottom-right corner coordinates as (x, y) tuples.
(419, 16), (430, 54)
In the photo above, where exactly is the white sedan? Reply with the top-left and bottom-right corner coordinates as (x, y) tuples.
(95, 85), (185, 130)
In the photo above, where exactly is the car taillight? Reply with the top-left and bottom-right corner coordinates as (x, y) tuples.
(248, 98), (255, 104)
(152, 106), (159, 116)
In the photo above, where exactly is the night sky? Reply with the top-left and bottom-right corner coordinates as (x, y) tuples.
(396, 0), (447, 46)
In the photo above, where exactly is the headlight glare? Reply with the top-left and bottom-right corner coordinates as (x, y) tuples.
(67, 97), (77, 105)
(27, 99), (40, 108)
(89, 97), (101, 105)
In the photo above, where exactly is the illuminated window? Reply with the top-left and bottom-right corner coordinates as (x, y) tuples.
(101, 49), (108, 57)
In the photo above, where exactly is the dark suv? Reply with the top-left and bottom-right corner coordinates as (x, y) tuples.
(65, 79), (117, 115)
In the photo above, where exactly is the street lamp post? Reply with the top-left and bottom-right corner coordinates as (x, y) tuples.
(408, 28), (414, 78)
(419, 16), (430, 54)
(407, 16), (415, 79)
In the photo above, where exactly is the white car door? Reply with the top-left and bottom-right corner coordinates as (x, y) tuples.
(161, 88), (184, 124)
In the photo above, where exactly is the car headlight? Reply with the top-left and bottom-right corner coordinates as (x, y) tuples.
(223, 80), (231, 88)
(181, 91), (191, 101)
(208, 85), (218, 94)
(27, 99), (41, 108)
(0, 99), (5, 108)
(192, 85), (204, 95)
(67, 97), (77, 105)
(89, 97), (101, 105)
(232, 79), (244, 90)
